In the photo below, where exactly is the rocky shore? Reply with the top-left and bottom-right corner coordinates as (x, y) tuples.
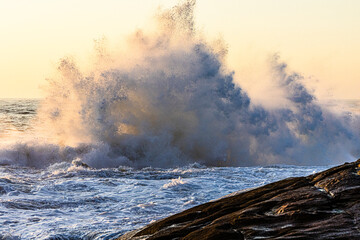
(119, 159), (360, 239)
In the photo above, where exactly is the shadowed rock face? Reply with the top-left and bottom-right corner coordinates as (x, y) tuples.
(119, 159), (360, 240)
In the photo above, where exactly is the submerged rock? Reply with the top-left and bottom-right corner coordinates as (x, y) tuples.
(119, 159), (360, 239)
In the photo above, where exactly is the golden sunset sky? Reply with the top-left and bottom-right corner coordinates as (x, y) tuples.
(1, 0), (359, 100)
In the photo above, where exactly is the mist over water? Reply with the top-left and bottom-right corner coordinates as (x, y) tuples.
(1, 0), (359, 168)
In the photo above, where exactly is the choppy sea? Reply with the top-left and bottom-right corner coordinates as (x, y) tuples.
(2, 99), (356, 239)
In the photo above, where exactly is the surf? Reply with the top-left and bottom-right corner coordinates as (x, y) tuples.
(1, 0), (359, 168)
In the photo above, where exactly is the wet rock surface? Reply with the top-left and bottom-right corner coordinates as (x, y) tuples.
(118, 159), (360, 240)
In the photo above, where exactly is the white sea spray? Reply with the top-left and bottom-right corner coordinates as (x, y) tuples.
(0, 0), (359, 169)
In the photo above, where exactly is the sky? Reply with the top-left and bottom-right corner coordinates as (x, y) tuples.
(0, 0), (359, 100)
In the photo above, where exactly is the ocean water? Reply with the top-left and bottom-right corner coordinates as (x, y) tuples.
(1, 2), (360, 239)
(0, 99), (354, 239)
(0, 99), (38, 138)
(0, 100), (329, 239)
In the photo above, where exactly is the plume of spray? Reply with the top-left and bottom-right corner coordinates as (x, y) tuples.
(1, 0), (359, 168)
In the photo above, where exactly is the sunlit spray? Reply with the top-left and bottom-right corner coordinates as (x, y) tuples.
(1, 0), (359, 168)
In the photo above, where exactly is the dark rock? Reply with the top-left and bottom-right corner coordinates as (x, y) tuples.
(118, 159), (360, 239)
(72, 159), (91, 168)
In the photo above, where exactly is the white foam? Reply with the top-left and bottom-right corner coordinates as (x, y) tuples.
(162, 177), (187, 189)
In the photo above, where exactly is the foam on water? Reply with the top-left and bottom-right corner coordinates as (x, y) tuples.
(162, 177), (187, 189)
(0, 1), (359, 238)
(0, 162), (329, 239)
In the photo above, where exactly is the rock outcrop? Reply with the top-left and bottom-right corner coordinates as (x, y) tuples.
(119, 159), (360, 239)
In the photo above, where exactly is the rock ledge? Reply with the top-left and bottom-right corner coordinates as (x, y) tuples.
(119, 159), (360, 240)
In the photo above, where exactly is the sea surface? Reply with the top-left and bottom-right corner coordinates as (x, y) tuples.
(2, 1), (360, 239)
(1, 99), (352, 239)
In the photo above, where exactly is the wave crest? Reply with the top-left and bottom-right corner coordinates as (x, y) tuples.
(1, 0), (359, 168)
